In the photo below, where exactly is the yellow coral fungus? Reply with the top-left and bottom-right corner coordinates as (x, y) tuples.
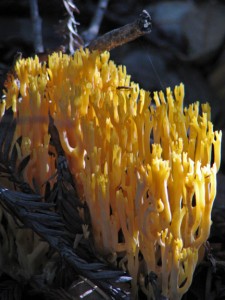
(1, 49), (222, 299)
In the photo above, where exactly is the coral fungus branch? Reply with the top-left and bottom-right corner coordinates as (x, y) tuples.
(1, 49), (222, 300)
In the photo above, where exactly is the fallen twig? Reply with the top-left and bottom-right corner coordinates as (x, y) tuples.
(88, 10), (152, 52)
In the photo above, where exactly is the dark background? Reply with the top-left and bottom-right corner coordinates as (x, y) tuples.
(0, 1), (225, 298)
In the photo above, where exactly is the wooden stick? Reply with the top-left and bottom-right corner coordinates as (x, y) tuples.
(88, 10), (152, 52)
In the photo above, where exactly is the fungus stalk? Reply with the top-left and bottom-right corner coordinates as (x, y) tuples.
(1, 49), (222, 299)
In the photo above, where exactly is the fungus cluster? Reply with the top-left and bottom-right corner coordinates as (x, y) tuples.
(1, 49), (222, 299)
